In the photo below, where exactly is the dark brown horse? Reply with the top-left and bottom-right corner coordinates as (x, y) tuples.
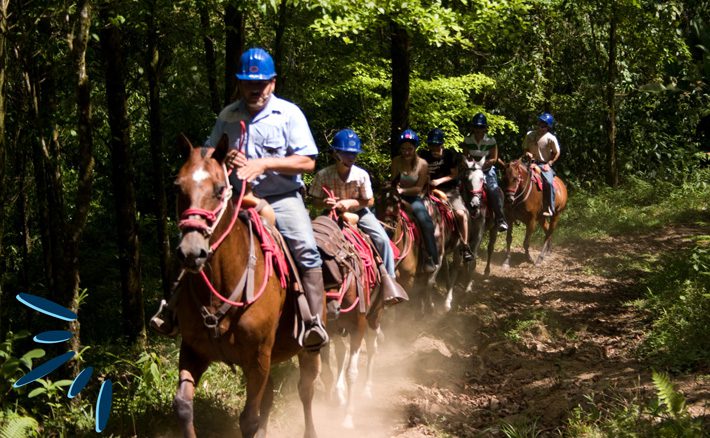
(501, 159), (568, 266)
(172, 134), (320, 438)
(374, 185), (445, 313)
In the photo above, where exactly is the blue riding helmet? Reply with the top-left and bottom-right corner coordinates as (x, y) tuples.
(426, 128), (445, 146)
(472, 113), (488, 128)
(538, 112), (555, 128)
(236, 48), (277, 81)
(332, 129), (362, 154)
(397, 129), (420, 147)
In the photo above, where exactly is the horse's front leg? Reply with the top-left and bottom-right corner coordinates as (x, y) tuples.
(175, 344), (209, 438)
(298, 350), (321, 438)
(443, 249), (459, 312)
(240, 349), (272, 438)
(342, 319), (366, 429)
(333, 331), (348, 406)
(536, 213), (560, 265)
(502, 222), (513, 269)
(363, 326), (379, 399)
(523, 219), (537, 264)
(485, 228), (498, 277)
(319, 335), (336, 402)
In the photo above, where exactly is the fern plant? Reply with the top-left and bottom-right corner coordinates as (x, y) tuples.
(652, 371), (686, 419)
(0, 409), (39, 438)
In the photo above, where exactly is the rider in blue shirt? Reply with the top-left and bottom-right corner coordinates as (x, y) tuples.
(215, 48), (328, 351)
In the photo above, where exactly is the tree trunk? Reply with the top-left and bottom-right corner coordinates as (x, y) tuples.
(26, 19), (66, 298)
(224, 2), (244, 105)
(199, 1), (221, 114)
(146, 0), (171, 301)
(606, 4), (619, 187)
(390, 21), (410, 158)
(66, 0), (95, 364)
(273, 0), (288, 92)
(101, 14), (145, 343)
(0, 0), (8, 329)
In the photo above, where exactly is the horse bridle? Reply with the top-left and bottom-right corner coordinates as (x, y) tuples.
(178, 163), (234, 241)
(505, 161), (533, 206)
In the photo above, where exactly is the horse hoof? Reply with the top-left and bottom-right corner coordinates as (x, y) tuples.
(502, 263), (510, 270)
(342, 415), (355, 429)
(363, 386), (373, 399)
(443, 300), (452, 312)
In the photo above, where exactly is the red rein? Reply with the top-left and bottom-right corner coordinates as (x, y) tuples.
(178, 121), (287, 308)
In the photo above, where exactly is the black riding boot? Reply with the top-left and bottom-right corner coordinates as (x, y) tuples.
(301, 268), (329, 351)
(489, 188), (509, 232)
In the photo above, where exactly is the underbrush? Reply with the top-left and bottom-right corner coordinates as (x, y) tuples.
(564, 371), (704, 437)
(559, 168), (710, 242)
(635, 235), (710, 371)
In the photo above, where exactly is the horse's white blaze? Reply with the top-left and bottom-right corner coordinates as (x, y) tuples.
(192, 167), (209, 182)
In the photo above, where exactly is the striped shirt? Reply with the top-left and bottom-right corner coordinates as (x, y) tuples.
(310, 164), (373, 201)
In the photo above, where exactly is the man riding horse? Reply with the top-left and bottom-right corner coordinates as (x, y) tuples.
(151, 48), (328, 352)
(462, 113), (508, 232)
(522, 112), (560, 217)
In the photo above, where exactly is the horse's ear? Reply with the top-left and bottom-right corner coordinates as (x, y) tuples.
(177, 133), (194, 159)
(211, 134), (229, 164)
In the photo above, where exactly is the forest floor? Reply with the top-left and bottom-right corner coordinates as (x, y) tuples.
(264, 223), (710, 437)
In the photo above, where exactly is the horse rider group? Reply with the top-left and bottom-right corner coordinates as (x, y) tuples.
(150, 46), (562, 352)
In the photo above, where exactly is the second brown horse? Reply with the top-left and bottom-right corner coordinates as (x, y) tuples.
(501, 159), (568, 266)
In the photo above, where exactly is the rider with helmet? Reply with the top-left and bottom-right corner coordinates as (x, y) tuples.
(310, 129), (408, 309)
(462, 113), (509, 232)
(420, 128), (474, 262)
(522, 112), (561, 217)
(391, 129), (440, 273)
(205, 47), (328, 350)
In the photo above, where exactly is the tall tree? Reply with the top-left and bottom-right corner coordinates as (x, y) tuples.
(0, 0), (9, 323)
(66, 0), (96, 361)
(100, 9), (145, 343)
(390, 20), (409, 157)
(224, 1), (245, 105)
(145, 0), (172, 301)
(606, 2), (619, 186)
(199, 0), (221, 114)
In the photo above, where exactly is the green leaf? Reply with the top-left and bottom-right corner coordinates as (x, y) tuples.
(28, 387), (46, 398)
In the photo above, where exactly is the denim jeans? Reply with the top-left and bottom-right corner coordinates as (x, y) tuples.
(484, 166), (499, 197)
(536, 163), (556, 211)
(357, 208), (395, 277)
(401, 195), (439, 263)
(265, 191), (322, 271)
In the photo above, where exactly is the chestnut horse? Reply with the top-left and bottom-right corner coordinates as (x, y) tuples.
(501, 159), (568, 266)
(318, 216), (384, 430)
(172, 134), (319, 438)
(375, 185), (445, 313)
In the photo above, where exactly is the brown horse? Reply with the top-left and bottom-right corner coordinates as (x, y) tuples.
(374, 185), (445, 313)
(317, 217), (384, 430)
(501, 159), (568, 266)
(172, 134), (320, 438)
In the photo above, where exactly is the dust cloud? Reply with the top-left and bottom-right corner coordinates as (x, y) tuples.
(268, 307), (474, 438)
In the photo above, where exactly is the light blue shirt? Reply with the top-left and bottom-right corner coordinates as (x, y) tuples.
(207, 94), (318, 198)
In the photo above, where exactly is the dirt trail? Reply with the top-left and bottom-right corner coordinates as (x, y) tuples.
(268, 225), (710, 437)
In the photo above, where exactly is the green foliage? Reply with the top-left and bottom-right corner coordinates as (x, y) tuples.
(0, 410), (39, 438)
(499, 417), (542, 438)
(565, 384), (703, 437)
(0, 332), (45, 403)
(636, 235), (710, 370)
